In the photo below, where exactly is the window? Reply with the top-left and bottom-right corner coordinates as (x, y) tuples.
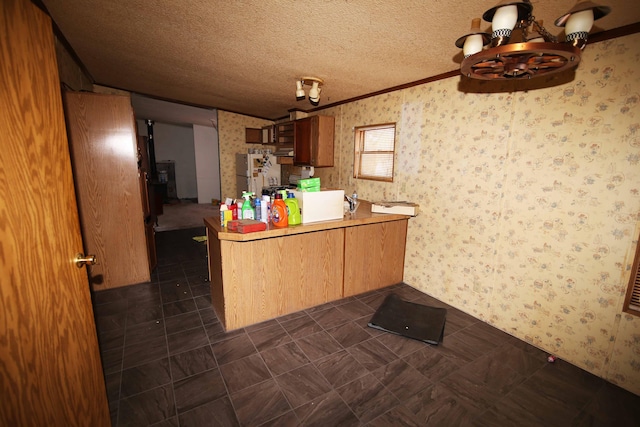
(354, 123), (396, 182)
(623, 240), (640, 316)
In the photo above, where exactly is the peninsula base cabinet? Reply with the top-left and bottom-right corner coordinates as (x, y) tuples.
(208, 229), (344, 330)
(343, 220), (407, 297)
(205, 213), (408, 330)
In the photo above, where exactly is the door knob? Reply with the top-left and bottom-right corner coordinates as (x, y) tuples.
(75, 253), (97, 268)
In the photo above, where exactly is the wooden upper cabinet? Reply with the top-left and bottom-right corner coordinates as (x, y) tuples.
(294, 115), (334, 167)
(275, 121), (295, 145)
(245, 127), (262, 144)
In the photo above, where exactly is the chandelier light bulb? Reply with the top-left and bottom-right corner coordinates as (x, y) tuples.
(489, 4), (519, 47)
(565, 9), (594, 37)
(555, 2), (610, 49)
(455, 18), (490, 58)
(463, 34), (485, 57)
(492, 5), (518, 32)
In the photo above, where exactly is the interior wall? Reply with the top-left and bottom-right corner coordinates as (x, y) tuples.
(314, 32), (640, 395)
(217, 111), (273, 200)
(53, 36), (93, 91)
(137, 120), (198, 199)
(193, 123), (221, 204)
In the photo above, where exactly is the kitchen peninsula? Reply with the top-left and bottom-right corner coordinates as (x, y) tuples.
(204, 201), (410, 330)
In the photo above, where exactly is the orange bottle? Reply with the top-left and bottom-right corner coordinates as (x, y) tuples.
(271, 193), (288, 228)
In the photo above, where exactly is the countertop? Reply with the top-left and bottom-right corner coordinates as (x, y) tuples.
(204, 200), (410, 242)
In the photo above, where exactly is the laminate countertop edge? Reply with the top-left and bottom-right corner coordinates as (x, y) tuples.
(203, 200), (411, 242)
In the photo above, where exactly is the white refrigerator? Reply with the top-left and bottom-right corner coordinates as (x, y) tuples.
(235, 152), (281, 198)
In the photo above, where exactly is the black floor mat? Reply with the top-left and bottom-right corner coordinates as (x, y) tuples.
(368, 293), (447, 345)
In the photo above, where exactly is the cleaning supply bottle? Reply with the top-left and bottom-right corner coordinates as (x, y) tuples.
(241, 192), (255, 220)
(349, 190), (359, 213)
(261, 195), (269, 224)
(224, 205), (232, 227)
(271, 192), (288, 228)
(219, 203), (228, 227)
(285, 191), (301, 225)
(231, 200), (238, 220)
(254, 197), (262, 222)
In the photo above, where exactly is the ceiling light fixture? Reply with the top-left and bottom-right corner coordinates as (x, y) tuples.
(455, 0), (611, 80)
(296, 77), (324, 106)
(295, 81), (306, 101)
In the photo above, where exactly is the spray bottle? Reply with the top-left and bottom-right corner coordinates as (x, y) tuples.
(241, 192), (255, 220)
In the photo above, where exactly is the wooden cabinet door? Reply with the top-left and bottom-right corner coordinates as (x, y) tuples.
(343, 220), (408, 297)
(0, 0), (110, 424)
(294, 115), (335, 167)
(312, 115), (335, 167)
(294, 116), (313, 165)
(64, 92), (150, 289)
(245, 127), (262, 143)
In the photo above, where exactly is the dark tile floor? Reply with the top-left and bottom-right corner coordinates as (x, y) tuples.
(94, 227), (640, 426)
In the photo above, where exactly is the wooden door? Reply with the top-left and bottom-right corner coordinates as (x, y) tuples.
(64, 91), (150, 289)
(0, 0), (110, 425)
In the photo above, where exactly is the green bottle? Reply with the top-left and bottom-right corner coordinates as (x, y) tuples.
(285, 191), (301, 225)
(241, 192), (255, 220)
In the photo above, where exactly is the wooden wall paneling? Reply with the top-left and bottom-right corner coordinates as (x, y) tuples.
(343, 220), (408, 297)
(64, 92), (150, 289)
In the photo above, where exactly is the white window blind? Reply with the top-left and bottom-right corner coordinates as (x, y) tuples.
(354, 124), (395, 182)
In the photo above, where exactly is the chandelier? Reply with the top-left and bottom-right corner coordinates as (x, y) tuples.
(455, 0), (611, 80)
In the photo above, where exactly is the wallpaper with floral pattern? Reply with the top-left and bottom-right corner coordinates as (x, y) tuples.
(218, 33), (640, 394)
(217, 110), (273, 199)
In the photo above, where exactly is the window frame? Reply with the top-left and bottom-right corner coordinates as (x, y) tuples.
(623, 238), (640, 316)
(353, 122), (396, 183)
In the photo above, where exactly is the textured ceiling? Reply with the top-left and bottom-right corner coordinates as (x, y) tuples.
(42, 0), (639, 120)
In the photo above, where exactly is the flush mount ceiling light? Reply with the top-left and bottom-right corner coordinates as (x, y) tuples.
(295, 77), (324, 106)
(455, 0), (611, 80)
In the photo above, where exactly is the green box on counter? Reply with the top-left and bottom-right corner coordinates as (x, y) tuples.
(297, 177), (320, 189)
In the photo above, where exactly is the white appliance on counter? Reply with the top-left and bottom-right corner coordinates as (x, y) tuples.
(235, 152), (281, 198)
